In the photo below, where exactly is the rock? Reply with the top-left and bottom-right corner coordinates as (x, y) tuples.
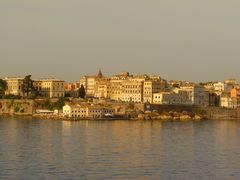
(145, 115), (152, 120)
(160, 115), (172, 121)
(180, 115), (192, 121)
(137, 114), (145, 120)
(193, 115), (202, 121)
(173, 116), (180, 121)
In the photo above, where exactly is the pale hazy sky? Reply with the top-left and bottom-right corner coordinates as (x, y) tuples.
(1, 0), (240, 82)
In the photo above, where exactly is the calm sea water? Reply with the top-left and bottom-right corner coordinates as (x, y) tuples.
(0, 116), (239, 180)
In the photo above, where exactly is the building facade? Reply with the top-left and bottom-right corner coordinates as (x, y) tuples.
(153, 90), (190, 105)
(180, 85), (209, 106)
(33, 79), (65, 98)
(121, 80), (143, 103)
(63, 104), (114, 118)
(4, 77), (24, 96)
(79, 70), (105, 97)
(143, 80), (165, 103)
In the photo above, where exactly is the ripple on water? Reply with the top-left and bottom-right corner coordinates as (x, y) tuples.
(0, 117), (240, 179)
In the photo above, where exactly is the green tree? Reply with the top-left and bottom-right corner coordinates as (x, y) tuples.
(53, 97), (67, 110)
(22, 75), (34, 97)
(0, 79), (7, 98)
(79, 85), (86, 99)
(4, 94), (21, 99)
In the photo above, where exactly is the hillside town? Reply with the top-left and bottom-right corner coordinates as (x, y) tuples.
(0, 70), (240, 120)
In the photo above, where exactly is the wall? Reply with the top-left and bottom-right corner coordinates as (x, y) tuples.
(0, 100), (34, 115)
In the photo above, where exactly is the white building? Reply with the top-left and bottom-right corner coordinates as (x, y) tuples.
(180, 85), (209, 106)
(63, 104), (88, 118)
(63, 104), (114, 118)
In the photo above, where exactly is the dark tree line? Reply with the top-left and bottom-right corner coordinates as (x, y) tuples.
(0, 79), (7, 98)
(79, 85), (86, 99)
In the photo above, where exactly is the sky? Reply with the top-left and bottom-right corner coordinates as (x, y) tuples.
(0, 0), (240, 82)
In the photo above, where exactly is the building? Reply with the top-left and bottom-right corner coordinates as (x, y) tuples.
(94, 80), (109, 99)
(121, 80), (143, 103)
(208, 91), (220, 107)
(63, 104), (114, 118)
(33, 79), (65, 98)
(230, 88), (240, 108)
(107, 72), (132, 101)
(213, 82), (226, 92)
(180, 85), (209, 106)
(107, 80), (123, 101)
(220, 96), (236, 109)
(64, 83), (79, 98)
(87, 105), (114, 118)
(153, 90), (190, 105)
(204, 82), (215, 91)
(143, 80), (166, 103)
(225, 78), (238, 86)
(79, 76), (96, 97)
(4, 77), (24, 96)
(63, 104), (88, 118)
(79, 70), (105, 97)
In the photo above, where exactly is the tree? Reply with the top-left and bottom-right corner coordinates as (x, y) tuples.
(0, 79), (7, 98)
(53, 97), (68, 110)
(79, 85), (86, 99)
(22, 75), (34, 97)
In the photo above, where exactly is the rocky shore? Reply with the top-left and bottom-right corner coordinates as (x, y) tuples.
(135, 111), (205, 121)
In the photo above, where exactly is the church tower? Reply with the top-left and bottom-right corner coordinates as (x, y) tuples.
(97, 69), (103, 78)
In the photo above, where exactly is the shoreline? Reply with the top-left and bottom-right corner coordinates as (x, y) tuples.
(1, 113), (240, 121)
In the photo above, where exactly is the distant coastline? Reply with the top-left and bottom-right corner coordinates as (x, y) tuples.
(1, 99), (240, 122)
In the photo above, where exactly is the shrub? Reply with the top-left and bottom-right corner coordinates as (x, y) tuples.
(14, 106), (20, 113)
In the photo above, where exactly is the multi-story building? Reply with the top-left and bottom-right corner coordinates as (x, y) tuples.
(33, 79), (65, 98)
(204, 82), (215, 91)
(231, 88), (240, 98)
(63, 104), (114, 118)
(64, 83), (79, 98)
(121, 80), (143, 103)
(143, 80), (166, 103)
(220, 95), (236, 109)
(107, 80), (123, 101)
(94, 80), (109, 99)
(208, 91), (220, 107)
(153, 90), (190, 105)
(4, 77), (24, 96)
(87, 105), (114, 118)
(79, 76), (96, 97)
(213, 82), (226, 92)
(63, 104), (88, 118)
(230, 88), (240, 108)
(107, 72), (132, 101)
(180, 85), (209, 106)
(79, 70), (105, 97)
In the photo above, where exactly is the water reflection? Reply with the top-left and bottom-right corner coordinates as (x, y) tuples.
(0, 117), (239, 179)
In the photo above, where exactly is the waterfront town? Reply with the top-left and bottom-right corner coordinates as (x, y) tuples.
(0, 70), (240, 120)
